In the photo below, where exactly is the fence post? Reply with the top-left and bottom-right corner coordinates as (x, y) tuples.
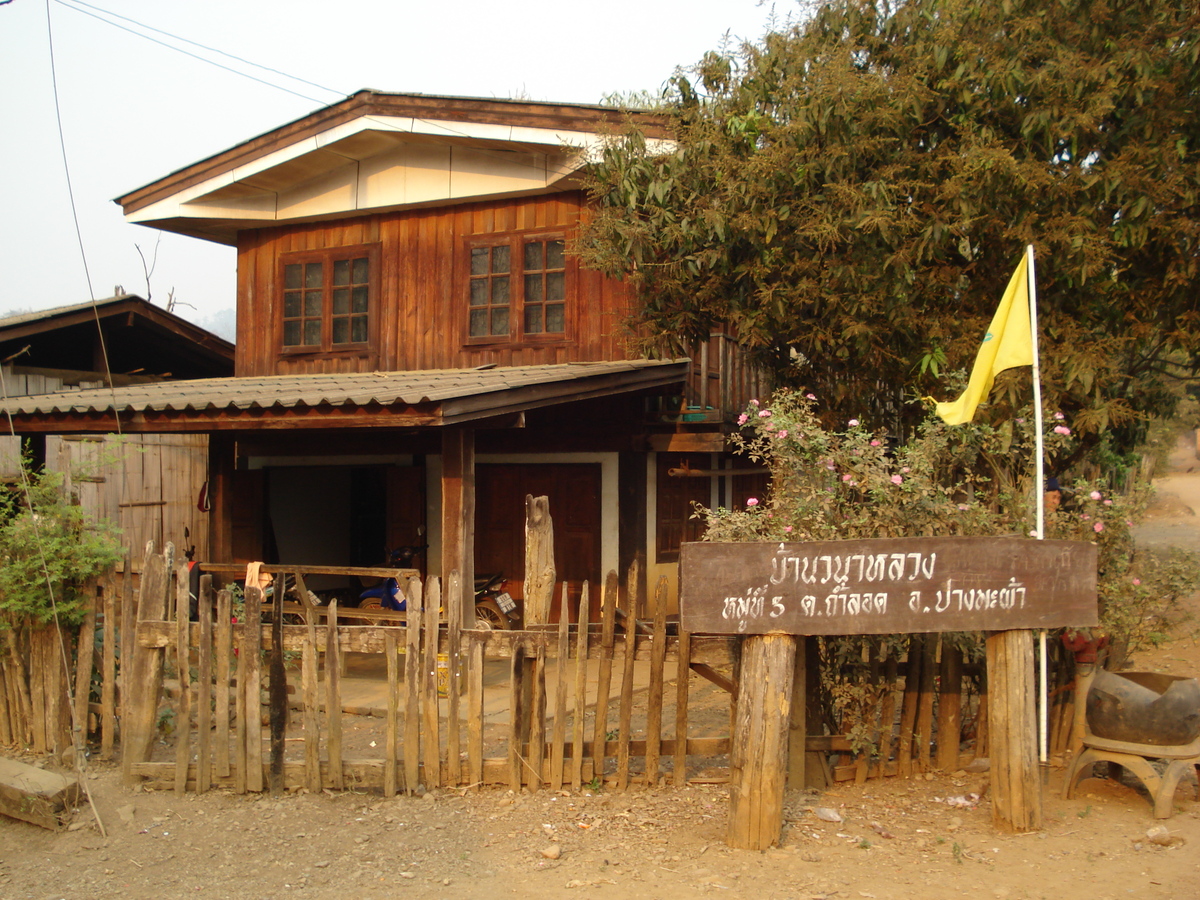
(123, 542), (172, 785)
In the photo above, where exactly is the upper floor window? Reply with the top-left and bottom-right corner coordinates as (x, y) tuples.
(468, 233), (569, 342)
(281, 244), (378, 352)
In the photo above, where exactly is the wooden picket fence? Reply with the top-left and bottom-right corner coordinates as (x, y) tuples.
(0, 544), (1083, 792)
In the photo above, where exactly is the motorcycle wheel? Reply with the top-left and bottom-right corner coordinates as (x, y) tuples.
(474, 599), (510, 630)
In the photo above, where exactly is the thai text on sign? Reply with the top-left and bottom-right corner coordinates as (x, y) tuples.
(679, 536), (1097, 635)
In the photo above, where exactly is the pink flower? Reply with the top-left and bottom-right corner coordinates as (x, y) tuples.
(1054, 425), (1071, 435)
(776, 430), (788, 439)
(1132, 578), (1141, 586)
(746, 497), (759, 507)
(891, 475), (903, 485)
(785, 526), (793, 533)
(1090, 490), (1102, 501)
(1104, 499), (1113, 506)
(1093, 522), (1104, 533)
(842, 474), (853, 482)
(758, 409), (772, 418)
(901, 466), (911, 474)
(957, 503), (970, 511)
(749, 399), (759, 407)
(737, 413), (748, 425)
(1054, 411), (1065, 420)
(806, 393), (817, 401)
(870, 440), (881, 447)
(1029, 530), (1038, 537)
(848, 418), (860, 427)
(1081, 514), (1090, 520)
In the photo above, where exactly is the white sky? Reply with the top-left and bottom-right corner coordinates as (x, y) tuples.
(0, 0), (787, 339)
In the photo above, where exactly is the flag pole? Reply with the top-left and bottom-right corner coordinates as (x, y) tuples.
(1025, 243), (1050, 765)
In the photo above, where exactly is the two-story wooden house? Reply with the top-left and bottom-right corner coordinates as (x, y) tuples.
(2, 91), (765, 617)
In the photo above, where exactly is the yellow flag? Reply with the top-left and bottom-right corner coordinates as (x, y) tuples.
(935, 255), (1034, 425)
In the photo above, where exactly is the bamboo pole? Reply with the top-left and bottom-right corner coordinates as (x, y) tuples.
(215, 588), (232, 780)
(422, 578), (441, 788)
(100, 572), (117, 760)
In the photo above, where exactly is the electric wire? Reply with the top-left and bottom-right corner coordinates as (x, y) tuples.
(51, 0), (338, 105)
(58, 0), (344, 100)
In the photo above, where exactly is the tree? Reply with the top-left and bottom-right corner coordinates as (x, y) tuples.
(581, 0), (1200, 453)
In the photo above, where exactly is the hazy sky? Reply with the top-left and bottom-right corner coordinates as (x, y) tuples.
(1, 0), (786, 340)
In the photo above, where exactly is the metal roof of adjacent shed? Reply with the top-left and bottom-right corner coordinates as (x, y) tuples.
(0, 360), (688, 432)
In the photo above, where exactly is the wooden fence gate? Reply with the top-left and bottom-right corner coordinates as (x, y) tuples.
(119, 544), (740, 794)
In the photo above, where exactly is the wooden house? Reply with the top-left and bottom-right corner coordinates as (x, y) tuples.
(0, 92), (765, 616)
(0, 294), (234, 562)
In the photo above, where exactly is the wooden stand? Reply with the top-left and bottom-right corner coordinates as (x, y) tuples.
(986, 630), (1042, 832)
(728, 633), (796, 850)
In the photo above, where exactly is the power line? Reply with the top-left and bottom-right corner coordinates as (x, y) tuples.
(51, 0), (342, 105)
(59, 0), (345, 99)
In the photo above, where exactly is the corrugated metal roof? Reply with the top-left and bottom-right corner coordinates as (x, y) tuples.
(0, 360), (687, 421)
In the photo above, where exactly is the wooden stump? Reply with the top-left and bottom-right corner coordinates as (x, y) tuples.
(986, 630), (1042, 832)
(728, 633), (796, 850)
(523, 494), (555, 626)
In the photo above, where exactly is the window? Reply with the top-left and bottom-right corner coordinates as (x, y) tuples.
(468, 234), (569, 342)
(280, 245), (378, 352)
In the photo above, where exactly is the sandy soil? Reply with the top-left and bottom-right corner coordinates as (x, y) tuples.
(4, 436), (1200, 900)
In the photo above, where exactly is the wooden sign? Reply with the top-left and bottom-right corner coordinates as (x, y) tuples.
(680, 536), (1097, 635)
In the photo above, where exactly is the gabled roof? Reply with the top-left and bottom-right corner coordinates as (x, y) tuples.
(116, 90), (672, 246)
(0, 294), (234, 381)
(0, 359), (688, 434)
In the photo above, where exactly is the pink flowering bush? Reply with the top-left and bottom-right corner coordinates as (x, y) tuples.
(703, 389), (1199, 665)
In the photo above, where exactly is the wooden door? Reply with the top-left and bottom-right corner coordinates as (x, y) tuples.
(475, 463), (602, 616)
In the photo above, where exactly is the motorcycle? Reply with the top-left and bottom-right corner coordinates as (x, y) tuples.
(358, 545), (518, 629)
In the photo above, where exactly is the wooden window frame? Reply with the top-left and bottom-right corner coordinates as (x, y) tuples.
(278, 243), (381, 358)
(465, 230), (574, 346)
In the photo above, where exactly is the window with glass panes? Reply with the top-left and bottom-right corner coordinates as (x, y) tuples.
(281, 247), (373, 350)
(468, 234), (568, 341)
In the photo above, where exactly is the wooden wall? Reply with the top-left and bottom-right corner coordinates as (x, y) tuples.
(235, 191), (638, 376)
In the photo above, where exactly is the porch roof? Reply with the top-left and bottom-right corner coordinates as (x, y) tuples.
(0, 359), (688, 434)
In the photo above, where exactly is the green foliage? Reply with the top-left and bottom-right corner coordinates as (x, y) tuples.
(581, 0), (1200, 453)
(0, 464), (123, 628)
(706, 389), (1200, 678)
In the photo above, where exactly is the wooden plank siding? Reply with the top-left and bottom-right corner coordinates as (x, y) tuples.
(235, 192), (637, 377)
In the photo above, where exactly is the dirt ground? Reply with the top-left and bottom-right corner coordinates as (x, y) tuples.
(4, 437), (1200, 900)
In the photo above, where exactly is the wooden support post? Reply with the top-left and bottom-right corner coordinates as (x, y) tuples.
(196, 576), (213, 794)
(175, 565), (192, 796)
(124, 542), (171, 785)
(786, 634), (806, 789)
(268, 581), (287, 795)
(243, 583), (264, 793)
(728, 633), (796, 851)
(523, 495), (555, 626)
(446, 572), (463, 787)
(325, 601), (343, 791)
(441, 428), (475, 626)
(937, 643), (964, 771)
(571, 581), (591, 789)
(986, 630), (1042, 833)
(72, 593), (96, 760)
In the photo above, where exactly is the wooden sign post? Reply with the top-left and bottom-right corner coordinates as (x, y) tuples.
(680, 536), (1097, 848)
